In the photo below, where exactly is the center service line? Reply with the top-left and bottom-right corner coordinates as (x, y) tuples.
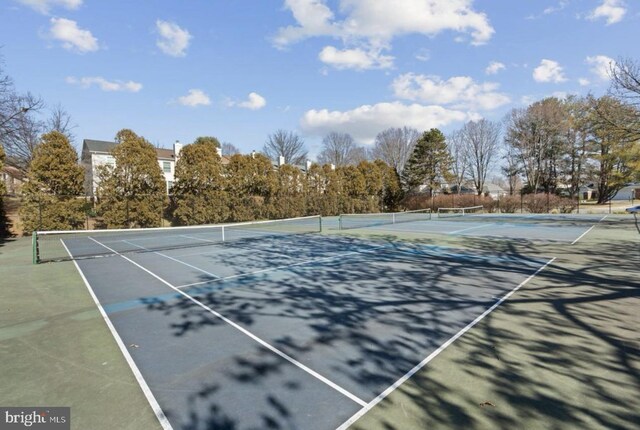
(87, 237), (368, 408)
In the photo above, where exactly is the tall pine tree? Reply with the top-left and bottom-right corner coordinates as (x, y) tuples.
(402, 128), (452, 196)
(19, 131), (85, 233)
(171, 137), (227, 225)
(97, 129), (166, 228)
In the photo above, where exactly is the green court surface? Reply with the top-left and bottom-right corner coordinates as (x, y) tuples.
(1, 214), (638, 429)
(0, 237), (159, 430)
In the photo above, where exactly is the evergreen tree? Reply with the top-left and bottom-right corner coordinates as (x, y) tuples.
(19, 131), (85, 233)
(357, 161), (385, 212)
(402, 128), (452, 196)
(226, 153), (276, 221)
(270, 164), (305, 219)
(304, 163), (324, 216)
(375, 159), (403, 211)
(340, 165), (367, 213)
(96, 129), (166, 228)
(171, 137), (227, 225)
(193, 136), (221, 148)
(320, 164), (342, 216)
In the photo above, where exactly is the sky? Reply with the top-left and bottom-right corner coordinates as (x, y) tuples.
(0, 0), (638, 159)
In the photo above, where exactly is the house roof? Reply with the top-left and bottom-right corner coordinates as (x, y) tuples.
(83, 139), (117, 153)
(83, 139), (176, 160)
(82, 138), (234, 165)
(155, 148), (174, 160)
(2, 165), (26, 181)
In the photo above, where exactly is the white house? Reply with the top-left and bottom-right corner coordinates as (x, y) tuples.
(81, 139), (183, 197)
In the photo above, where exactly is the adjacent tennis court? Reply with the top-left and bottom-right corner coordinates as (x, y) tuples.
(31, 211), (607, 429)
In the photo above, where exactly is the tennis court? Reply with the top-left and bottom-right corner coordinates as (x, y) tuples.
(339, 210), (604, 243)
(34, 213), (567, 429)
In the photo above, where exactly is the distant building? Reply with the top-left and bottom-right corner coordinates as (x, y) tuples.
(482, 183), (508, 199)
(81, 139), (231, 197)
(1, 165), (26, 195)
(81, 139), (182, 197)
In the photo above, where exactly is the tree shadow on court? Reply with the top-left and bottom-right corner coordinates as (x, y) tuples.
(348, 217), (639, 430)
(140, 217), (639, 429)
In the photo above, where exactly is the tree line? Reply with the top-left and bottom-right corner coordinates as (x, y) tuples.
(17, 129), (403, 233)
(3, 56), (640, 234)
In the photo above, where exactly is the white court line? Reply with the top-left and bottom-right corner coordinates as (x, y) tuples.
(571, 215), (607, 245)
(86, 236), (367, 408)
(180, 234), (217, 243)
(121, 240), (221, 279)
(447, 223), (496, 235)
(571, 225), (596, 245)
(336, 257), (557, 430)
(175, 245), (387, 289)
(60, 240), (173, 430)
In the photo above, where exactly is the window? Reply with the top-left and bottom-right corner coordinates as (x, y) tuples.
(163, 161), (171, 173)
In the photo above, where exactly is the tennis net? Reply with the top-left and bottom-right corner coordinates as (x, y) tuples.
(338, 209), (431, 230)
(33, 215), (322, 263)
(437, 205), (484, 218)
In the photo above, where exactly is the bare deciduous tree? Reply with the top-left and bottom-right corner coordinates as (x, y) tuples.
(221, 142), (240, 156)
(46, 104), (76, 143)
(263, 129), (308, 165)
(317, 132), (359, 166)
(447, 129), (467, 193)
(371, 127), (419, 174)
(461, 119), (501, 195)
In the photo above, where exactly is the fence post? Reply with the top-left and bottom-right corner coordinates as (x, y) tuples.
(38, 198), (42, 230)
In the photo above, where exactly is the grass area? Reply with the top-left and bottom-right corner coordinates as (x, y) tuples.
(0, 236), (161, 430)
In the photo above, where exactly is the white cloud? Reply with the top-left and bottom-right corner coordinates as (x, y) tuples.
(533, 59), (567, 83)
(177, 89), (210, 107)
(156, 20), (192, 57)
(414, 48), (430, 62)
(15, 0), (81, 14)
(274, 0), (494, 68)
(485, 61), (506, 75)
(301, 102), (473, 144)
(48, 17), (98, 53)
(391, 73), (510, 110)
(230, 92), (267, 110)
(586, 55), (615, 81)
(66, 76), (142, 92)
(578, 78), (591, 86)
(543, 0), (569, 15)
(318, 46), (394, 70)
(588, 0), (626, 25)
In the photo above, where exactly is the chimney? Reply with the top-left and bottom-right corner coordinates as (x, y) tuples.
(306, 160), (312, 171)
(278, 155), (285, 167)
(330, 163), (335, 171)
(174, 140), (183, 157)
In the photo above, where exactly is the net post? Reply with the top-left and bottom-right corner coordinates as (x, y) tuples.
(32, 232), (38, 264)
(339, 215), (342, 231)
(319, 216), (323, 233)
(222, 226), (225, 242)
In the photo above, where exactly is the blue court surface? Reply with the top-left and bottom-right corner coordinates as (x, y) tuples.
(62, 223), (558, 430)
